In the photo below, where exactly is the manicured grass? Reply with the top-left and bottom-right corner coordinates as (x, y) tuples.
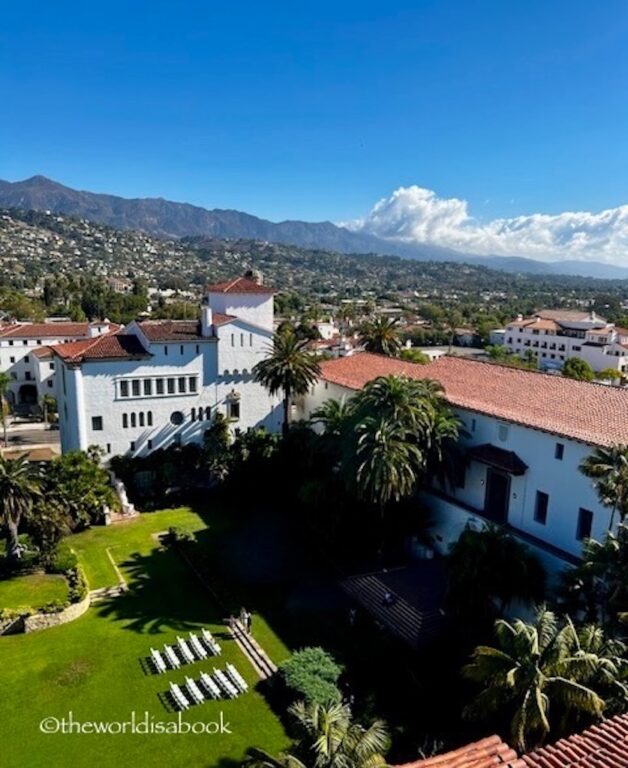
(0, 507), (290, 768)
(0, 572), (68, 610)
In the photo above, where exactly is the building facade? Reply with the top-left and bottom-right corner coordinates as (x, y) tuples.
(52, 276), (282, 459)
(0, 320), (116, 408)
(300, 352), (628, 577)
(502, 310), (628, 373)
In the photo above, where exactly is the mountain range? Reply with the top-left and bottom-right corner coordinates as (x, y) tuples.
(1, 175), (627, 280)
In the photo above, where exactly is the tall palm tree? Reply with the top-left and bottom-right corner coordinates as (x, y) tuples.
(358, 317), (402, 357)
(0, 370), (11, 447)
(354, 375), (441, 433)
(0, 455), (41, 559)
(246, 700), (389, 768)
(354, 416), (423, 516)
(580, 445), (628, 529)
(464, 608), (608, 751)
(310, 397), (355, 439)
(253, 329), (321, 436)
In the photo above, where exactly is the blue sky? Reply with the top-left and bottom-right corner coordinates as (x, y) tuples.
(2, 1), (628, 261)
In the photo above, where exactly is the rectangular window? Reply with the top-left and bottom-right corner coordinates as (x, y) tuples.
(9, 356), (14, 363)
(555, 443), (564, 460)
(50, 362), (54, 370)
(231, 334), (235, 346)
(156, 378), (164, 395)
(47, 380), (53, 388)
(92, 416), (103, 431)
(120, 380), (129, 397)
(471, 418), (476, 433)
(131, 413), (136, 428)
(167, 378), (175, 394)
(196, 344), (200, 354)
(147, 439), (153, 450)
(25, 372), (31, 381)
(497, 423), (509, 442)
(24, 356), (29, 363)
(191, 407), (196, 421)
(131, 379), (140, 397)
(106, 443), (111, 454)
(577, 508), (593, 541)
(147, 411), (153, 426)
(122, 413), (128, 428)
(188, 377), (197, 393)
(143, 379), (152, 396)
(180, 345), (184, 355)
(228, 401), (240, 420)
(130, 441), (136, 451)
(249, 333), (253, 346)
(241, 333), (244, 346)
(164, 346), (168, 355)
(178, 377), (186, 393)
(534, 491), (549, 525)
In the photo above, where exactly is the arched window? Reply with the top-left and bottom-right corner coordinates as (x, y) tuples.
(205, 406), (212, 420)
(191, 407), (196, 421)
(131, 413), (136, 428)
(147, 411), (153, 427)
(233, 369), (239, 376)
(224, 369), (230, 376)
(122, 413), (128, 428)
(139, 412), (145, 427)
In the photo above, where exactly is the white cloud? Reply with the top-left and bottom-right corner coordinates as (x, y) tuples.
(345, 186), (628, 265)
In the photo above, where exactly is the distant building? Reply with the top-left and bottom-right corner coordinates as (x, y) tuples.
(503, 309), (628, 373)
(0, 320), (117, 408)
(489, 328), (506, 345)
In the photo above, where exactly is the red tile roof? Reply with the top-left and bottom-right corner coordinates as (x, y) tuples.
(50, 334), (149, 363)
(31, 346), (54, 359)
(318, 353), (628, 447)
(393, 735), (524, 768)
(521, 714), (628, 767)
(205, 276), (276, 294)
(0, 322), (92, 339)
(135, 315), (234, 341)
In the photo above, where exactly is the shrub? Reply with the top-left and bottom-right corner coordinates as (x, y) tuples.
(48, 542), (78, 574)
(40, 600), (67, 614)
(66, 565), (89, 603)
(279, 647), (343, 705)
(164, 526), (195, 546)
(0, 606), (33, 620)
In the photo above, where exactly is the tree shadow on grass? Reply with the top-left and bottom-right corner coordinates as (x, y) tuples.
(94, 546), (224, 635)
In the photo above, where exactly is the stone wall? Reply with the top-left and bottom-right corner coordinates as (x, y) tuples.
(21, 594), (90, 633)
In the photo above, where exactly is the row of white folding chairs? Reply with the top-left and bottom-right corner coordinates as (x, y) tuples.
(169, 666), (247, 709)
(226, 662), (248, 693)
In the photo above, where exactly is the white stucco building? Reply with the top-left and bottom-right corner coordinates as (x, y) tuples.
(52, 275), (282, 459)
(0, 320), (116, 408)
(503, 310), (628, 373)
(300, 352), (628, 577)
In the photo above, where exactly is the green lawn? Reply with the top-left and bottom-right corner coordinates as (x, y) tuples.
(0, 507), (290, 768)
(0, 572), (68, 610)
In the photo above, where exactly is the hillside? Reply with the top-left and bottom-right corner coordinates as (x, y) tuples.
(2, 176), (627, 279)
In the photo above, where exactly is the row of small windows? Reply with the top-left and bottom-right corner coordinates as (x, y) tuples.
(163, 344), (202, 356)
(122, 411), (154, 429)
(222, 369), (249, 377)
(2, 338), (78, 347)
(119, 376), (198, 398)
(231, 333), (253, 347)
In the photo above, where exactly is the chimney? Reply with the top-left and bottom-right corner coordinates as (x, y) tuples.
(201, 301), (213, 337)
(245, 269), (263, 285)
(516, 314), (523, 322)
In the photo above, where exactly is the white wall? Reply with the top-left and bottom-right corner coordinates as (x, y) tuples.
(207, 292), (273, 332)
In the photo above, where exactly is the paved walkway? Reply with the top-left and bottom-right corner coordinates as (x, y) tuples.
(227, 619), (277, 680)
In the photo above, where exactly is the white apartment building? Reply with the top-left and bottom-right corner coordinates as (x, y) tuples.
(301, 352), (628, 577)
(0, 320), (116, 408)
(502, 310), (628, 373)
(52, 275), (282, 458)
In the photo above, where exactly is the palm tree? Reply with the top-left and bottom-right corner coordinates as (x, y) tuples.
(0, 455), (41, 559)
(0, 370), (11, 447)
(353, 416), (423, 516)
(253, 329), (321, 436)
(246, 700), (389, 768)
(354, 375), (441, 433)
(464, 608), (608, 751)
(358, 317), (402, 357)
(310, 397), (355, 439)
(580, 445), (628, 529)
